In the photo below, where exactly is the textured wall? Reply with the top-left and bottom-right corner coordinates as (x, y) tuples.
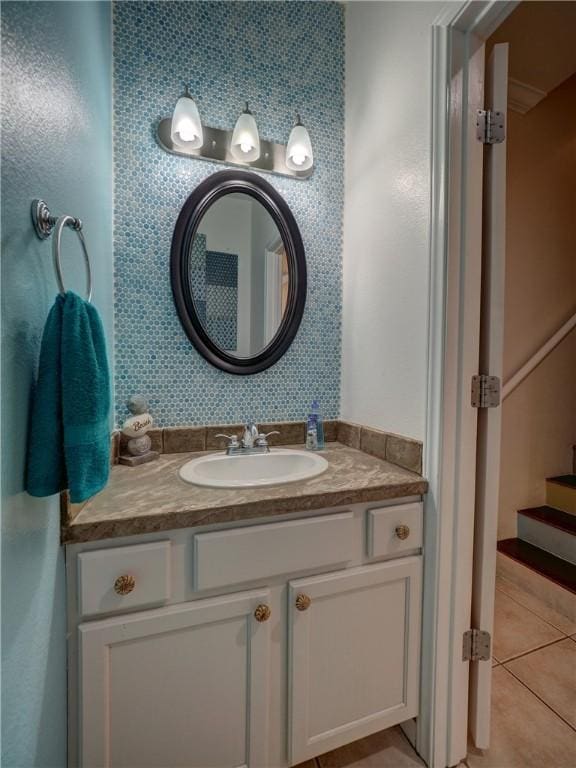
(341, 1), (444, 441)
(497, 74), (576, 540)
(0, 2), (113, 765)
(113, 1), (344, 427)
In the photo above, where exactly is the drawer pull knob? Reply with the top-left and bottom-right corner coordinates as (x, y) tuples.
(395, 525), (410, 540)
(114, 574), (136, 595)
(254, 604), (271, 622)
(295, 593), (311, 611)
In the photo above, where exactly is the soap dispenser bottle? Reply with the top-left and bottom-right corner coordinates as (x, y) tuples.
(306, 399), (325, 451)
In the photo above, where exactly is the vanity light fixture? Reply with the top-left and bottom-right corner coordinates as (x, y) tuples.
(230, 102), (260, 162)
(156, 88), (313, 180)
(286, 114), (314, 172)
(170, 86), (204, 149)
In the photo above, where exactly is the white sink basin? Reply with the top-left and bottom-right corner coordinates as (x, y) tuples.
(179, 448), (329, 489)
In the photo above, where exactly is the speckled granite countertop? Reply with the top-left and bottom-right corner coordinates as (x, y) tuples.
(63, 443), (428, 544)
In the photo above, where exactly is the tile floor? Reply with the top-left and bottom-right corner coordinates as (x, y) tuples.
(467, 577), (576, 768)
(297, 575), (576, 768)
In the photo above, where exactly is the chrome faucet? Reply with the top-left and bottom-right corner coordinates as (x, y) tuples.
(242, 422), (259, 448)
(215, 422), (280, 455)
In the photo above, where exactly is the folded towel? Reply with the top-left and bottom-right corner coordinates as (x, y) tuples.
(27, 292), (111, 503)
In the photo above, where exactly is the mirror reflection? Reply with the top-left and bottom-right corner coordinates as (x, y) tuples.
(189, 193), (289, 358)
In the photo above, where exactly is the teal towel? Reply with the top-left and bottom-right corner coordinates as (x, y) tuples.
(27, 292), (111, 503)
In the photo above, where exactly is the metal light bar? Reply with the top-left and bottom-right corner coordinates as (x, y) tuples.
(155, 118), (313, 180)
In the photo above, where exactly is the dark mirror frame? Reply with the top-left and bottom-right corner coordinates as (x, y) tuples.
(171, 170), (307, 375)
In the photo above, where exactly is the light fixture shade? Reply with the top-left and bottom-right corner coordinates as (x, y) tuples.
(230, 104), (260, 162)
(171, 92), (203, 149)
(286, 117), (313, 171)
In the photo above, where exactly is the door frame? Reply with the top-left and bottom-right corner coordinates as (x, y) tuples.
(264, 236), (283, 345)
(421, 3), (517, 767)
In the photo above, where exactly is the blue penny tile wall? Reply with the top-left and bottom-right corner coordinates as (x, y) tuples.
(113, 1), (344, 427)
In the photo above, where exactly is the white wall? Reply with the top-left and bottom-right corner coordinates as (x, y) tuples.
(341, 1), (445, 440)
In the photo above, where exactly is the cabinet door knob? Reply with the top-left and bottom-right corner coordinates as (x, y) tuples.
(295, 593), (312, 611)
(254, 604), (271, 622)
(114, 574), (136, 595)
(395, 525), (410, 540)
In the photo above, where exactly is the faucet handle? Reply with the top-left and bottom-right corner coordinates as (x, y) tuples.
(215, 433), (239, 449)
(255, 431), (280, 447)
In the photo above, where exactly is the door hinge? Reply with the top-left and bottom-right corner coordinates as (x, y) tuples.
(463, 629), (491, 662)
(471, 375), (501, 408)
(476, 109), (505, 144)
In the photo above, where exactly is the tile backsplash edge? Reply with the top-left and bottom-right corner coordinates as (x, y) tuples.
(112, 420), (423, 475)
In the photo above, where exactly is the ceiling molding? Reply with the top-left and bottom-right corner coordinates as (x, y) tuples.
(508, 77), (548, 115)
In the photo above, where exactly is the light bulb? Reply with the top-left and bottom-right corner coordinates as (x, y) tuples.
(231, 103), (260, 162)
(177, 118), (199, 143)
(171, 89), (203, 150)
(286, 114), (313, 172)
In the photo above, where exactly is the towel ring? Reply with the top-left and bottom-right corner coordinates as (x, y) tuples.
(31, 199), (93, 302)
(53, 215), (93, 302)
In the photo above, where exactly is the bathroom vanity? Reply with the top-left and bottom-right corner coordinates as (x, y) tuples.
(64, 442), (426, 767)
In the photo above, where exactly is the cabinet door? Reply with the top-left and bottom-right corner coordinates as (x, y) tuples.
(79, 589), (271, 768)
(288, 558), (422, 764)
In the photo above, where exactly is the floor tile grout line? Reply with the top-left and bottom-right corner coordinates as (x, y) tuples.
(498, 634), (568, 665)
(496, 581), (576, 636)
(501, 664), (576, 734)
(495, 585), (574, 637)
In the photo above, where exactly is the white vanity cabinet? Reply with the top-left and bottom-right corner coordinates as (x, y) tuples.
(288, 558), (422, 764)
(68, 499), (423, 768)
(79, 590), (271, 768)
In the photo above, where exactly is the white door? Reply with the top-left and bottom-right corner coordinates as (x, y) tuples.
(444, 33), (488, 764)
(79, 590), (272, 768)
(469, 42), (509, 749)
(288, 559), (422, 765)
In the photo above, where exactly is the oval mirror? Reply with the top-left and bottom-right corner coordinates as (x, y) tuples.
(171, 170), (306, 374)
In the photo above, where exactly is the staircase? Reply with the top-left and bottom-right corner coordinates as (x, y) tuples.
(497, 475), (576, 600)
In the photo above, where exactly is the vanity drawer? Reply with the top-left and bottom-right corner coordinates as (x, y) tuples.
(78, 541), (171, 617)
(367, 502), (423, 559)
(193, 512), (355, 591)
